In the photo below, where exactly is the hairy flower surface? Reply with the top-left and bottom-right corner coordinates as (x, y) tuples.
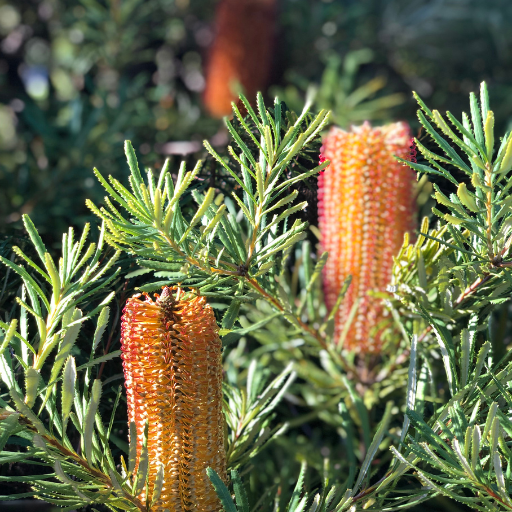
(203, 0), (276, 117)
(318, 122), (416, 353)
(121, 287), (226, 512)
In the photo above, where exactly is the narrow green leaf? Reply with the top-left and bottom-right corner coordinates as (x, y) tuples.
(484, 110), (494, 160)
(24, 367), (41, 408)
(287, 462), (307, 512)
(1, 258), (50, 313)
(108, 468), (125, 494)
(207, 468), (237, 512)
(201, 204), (227, 241)
(471, 425), (481, 473)
(128, 421), (137, 475)
(467, 341), (491, 397)
(225, 120), (259, 171)
(61, 356), (76, 432)
(352, 401), (393, 496)
(498, 136), (512, 174)
(11, 247), (51, 284)
(178, 187), (216, 244)
(204, 141), (255, 202)
(489, 417), (499, 476)
(341, 374), (370, 449)
(44, 252), (61, 300)
(39, 308), (83, 406)
(125, 140), (143, 189)
(263, 190), (299, 215)
(54, 460), (76, 486)
(232, 470), (249, 512)
(222, 300), (241, 330)
(339, 402), (356, 489)
(22, 214), (47, 265)
(0, 492), (38, 500)
(149, 463), (164, 506)
(92, 307), (110, 353)
(417, 305), (458, 396)
(134, 430), (148, 495)
(0, 413), (19, 451)
(10, 388), (45, 434)
(432, 110), (477, 157)
(400, 335), (418, 445)
(76, 350), (121, 373)
(470, 92), (484, 149)
(460, 328), (471, 387)
(0, 353), (15, 389)
(221, 312), (280, 347)
(0, 319), (18, 357)
(84, 379), (102, 464)
(457, 183), (479, 213)
(413, 91), (434, 118)
(417, 110), (472, 175)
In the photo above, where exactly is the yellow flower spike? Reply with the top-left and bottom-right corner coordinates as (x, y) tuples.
(319, 122), (417, 354)
(121, 287), (226, 512)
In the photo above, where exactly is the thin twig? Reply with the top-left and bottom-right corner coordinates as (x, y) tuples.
(16, 414), (147, 512)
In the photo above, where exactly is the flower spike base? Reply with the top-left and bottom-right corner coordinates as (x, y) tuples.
(121, 287), (226, 511)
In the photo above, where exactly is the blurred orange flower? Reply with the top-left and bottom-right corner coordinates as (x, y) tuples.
(203, 0), (276, 117)
(319, 122), (416, 354)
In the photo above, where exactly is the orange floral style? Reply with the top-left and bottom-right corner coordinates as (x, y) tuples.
(120, 287), (226, 512)
(318, 122), (416, 354)
(203, 0), (276, 118)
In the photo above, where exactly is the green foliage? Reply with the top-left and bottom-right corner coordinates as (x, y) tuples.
(0, 94), (327, 511)
(207, 85), (512, 511)
(0, 219), (143, 509)
(224, 361), (296, 470)
(5, 0), (512, 243)
(273, 49), (406, 127)
(3, 86), (512, 512)
(87, 94), (329, 331)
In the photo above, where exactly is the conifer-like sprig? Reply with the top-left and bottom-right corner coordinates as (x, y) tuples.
(388, 83), (512, 396)
(403, 82), (512, 270)
(385, 82), (512, 510)
(390, 336), (512, 511)
(223, 360), (296, 470)
(87, 94), (330, 348)
(0, 216), (121, 396)
(0, 217), (146, 510)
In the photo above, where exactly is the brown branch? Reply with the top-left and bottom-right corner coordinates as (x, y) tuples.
(14, 413), (147, 512)
(157, 213), (360, 376)
(455, 274), (491, 306)
(246, 277), (357, 376)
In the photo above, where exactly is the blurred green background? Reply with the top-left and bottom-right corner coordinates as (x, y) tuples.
(2, 0), (512, 242)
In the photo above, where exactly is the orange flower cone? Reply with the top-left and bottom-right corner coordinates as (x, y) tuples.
(120, 287), (226, 511)
(203, 0), (276, 118)
(318, 122), (416, 354)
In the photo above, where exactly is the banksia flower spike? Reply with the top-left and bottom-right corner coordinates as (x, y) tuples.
(121, 287), (226, 512)
(203, 0), (276, 117)
(318, 122), (416, 354)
